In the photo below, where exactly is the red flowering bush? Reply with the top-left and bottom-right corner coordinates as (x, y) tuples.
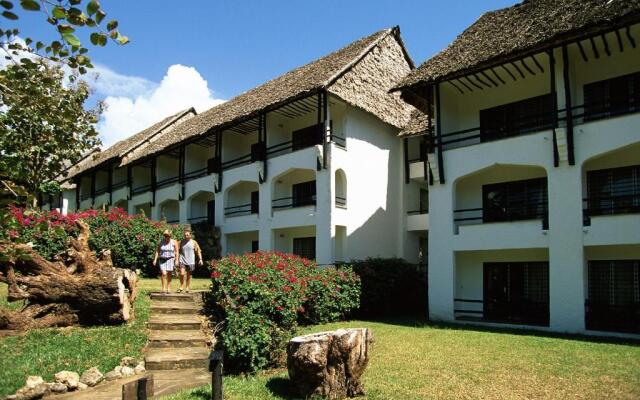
(2, 207), (187, 275)
(209, 252), (360, 372)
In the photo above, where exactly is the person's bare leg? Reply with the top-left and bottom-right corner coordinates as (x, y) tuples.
(186, 269), (192, 292)
(160, 272), (167, 293)
(166, 272), (172, 293)
(180, 267), (186, 291)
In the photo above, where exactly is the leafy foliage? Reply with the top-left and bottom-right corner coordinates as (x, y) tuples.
(348, 258), (428, 319)
(209, 252), (360, 372)
(0, 0), (127, 75)
(3, 207), (189, 275)
(0, 60), (101, 195)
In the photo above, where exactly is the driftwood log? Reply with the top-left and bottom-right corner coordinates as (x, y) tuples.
(287, 328), (373, 399)
(0, 220), (138, 330)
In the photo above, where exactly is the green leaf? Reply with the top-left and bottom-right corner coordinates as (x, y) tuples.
(35, 41), (43, 50)
(57, 24), (75, 34)
(106, 19), (117, 31)
(0, 1), (13, 10)
(62, 32), (81, 47)
(116, 35), (129, 45)
(1, 10), (18, 19)
(52, 6), (66, 19)
(19, 0), (39, 11)
(89, 32), (100, 46)
(86, 0), (99, 15)
(95, 9), (105, 24)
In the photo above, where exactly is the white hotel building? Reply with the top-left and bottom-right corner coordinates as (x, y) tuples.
(54, 0), (639, 337)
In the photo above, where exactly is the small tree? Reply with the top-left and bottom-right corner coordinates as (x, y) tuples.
(0, 60), (101, 196)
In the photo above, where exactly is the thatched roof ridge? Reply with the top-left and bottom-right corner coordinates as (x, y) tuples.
(122, 27), (413, 165)
(66, 108), (195, 179)
(398, 110), (430, 138)
(395, 0), (640, 90)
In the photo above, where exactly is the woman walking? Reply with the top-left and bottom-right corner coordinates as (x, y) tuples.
(153, 230), (180, 294)
(178, 229), (203, 293)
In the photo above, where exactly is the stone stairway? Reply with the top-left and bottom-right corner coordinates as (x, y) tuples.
(145, 292), (210, 371)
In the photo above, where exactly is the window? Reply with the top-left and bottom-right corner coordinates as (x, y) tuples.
(587, 260), (640, 333)
(292, 124), (323, 151)
(250, 191), (259, 214)
(292, 180), (316, 208)
(587, 165), (640, 217)
(482, 177), (548, 223)
(584, 72), (640, 121)
(484, 262), (549, 326)
(480, 94), (553, 141)
(293, 237), (316, 260)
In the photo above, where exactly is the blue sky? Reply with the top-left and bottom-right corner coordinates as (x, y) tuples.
(18, 0), (519, 146)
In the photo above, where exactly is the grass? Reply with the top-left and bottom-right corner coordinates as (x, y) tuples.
(0, 282), (24, 311)
(165, 320), (640, 400)
(0, 281), (151, 398)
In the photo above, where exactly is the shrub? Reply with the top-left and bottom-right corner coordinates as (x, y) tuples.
(209, 252), (360, 372)
(2, 207), (189, 276)
(348, 258), (428, 319)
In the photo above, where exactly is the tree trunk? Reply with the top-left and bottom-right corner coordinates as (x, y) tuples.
(287, 328), (373, 399)
(0, 220), (138, 330)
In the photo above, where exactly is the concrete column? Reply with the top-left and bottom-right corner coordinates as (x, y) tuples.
(547, 166), (585, 333)
(315, 168), (334, 266)
(179, 199), (188, 224)
(151, 204), (161, 221)
(214, 191), (226, 255)
(427, 183), (456, 321)
(258, 176), (273, 251)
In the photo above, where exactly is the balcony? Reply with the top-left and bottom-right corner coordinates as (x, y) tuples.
(407, 209), (429, 231)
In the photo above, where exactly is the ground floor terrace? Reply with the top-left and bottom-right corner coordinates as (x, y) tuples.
(440, 244), (640, 337)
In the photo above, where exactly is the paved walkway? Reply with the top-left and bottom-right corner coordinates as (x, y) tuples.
(49, 292), (211, 399)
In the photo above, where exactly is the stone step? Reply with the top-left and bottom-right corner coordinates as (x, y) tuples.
(148, 330), (209, 348)
(145, 347), (210, 370)
(150, 292), (195, 303)
(151, 301), (200, 315)
(148, 315), (201, 330)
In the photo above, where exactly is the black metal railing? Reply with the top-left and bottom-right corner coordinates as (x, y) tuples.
(454, 298), (484, 315)
(156, 175), (180, 189)
(454, 298), (550, 325)
(165, 218), (180, 224)
(272, 195), (316, 210)
(454, 201), (548, 229)
(112, 180), (128, 190)
(585, 301), (640, 334)
(80, 192), (92, 201)
(94, 187), (109, 196)
(330, 134), (346, 149)
(335, 196), (347, 208)
(407, 207), (428, 215)
(266, 140), (294, 157)
(131, 184), (152, 195)
(184, 167), (209, 182)
(188, 215), (212, 224)
(583, 193), (640, 225)
(224, 203), (258, 217)
(222, 153), (253, 171)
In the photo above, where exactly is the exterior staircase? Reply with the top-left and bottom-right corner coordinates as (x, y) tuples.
(145, 292), (210, 371)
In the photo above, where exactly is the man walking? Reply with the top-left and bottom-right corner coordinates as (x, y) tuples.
(178, 229), (203, 293)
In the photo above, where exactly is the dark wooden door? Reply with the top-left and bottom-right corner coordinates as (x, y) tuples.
(484, 263), (509, 321)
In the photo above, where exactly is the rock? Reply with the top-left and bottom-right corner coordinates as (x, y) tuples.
(133, 362), (145, 375)
(54, 371), (79, 391)
(13, 383), (49, 400)
(104, 371), (121, 381)
(80, 367), (104, 387)
(77, 383), (88, 391)
(120, 366), (135, 378)
(25, 376), (43, 389)
(46, 382), (68, 394)
(6, 395), (17, 400)
(113, 365), (123, 374)
(120, 357), (137, 367)
(287, 328), (373, 399)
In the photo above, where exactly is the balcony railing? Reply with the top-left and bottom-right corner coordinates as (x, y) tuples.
(335, 196), (347, 209)
(224, 203), (258, 217)
(156, 175), (180, 189)
(112, 180), (127, 190)
(454, 201), (548, 229)
(407, 207), (428, 215)
(583, 192), (640, 225)
(94, 187), (109, 196)
(132, 184), (152, 195)
(188, 215), (213, 224)
(80, 192), (92, 201)
(222, 153), (252, 171)
(272, 195), (316, 210)
(454, 298), (550, 326)
(184, 167), (209, 182)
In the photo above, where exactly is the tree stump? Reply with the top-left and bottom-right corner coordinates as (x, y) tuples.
(0, 220), (138, 330)
(287, 328), (373, 399)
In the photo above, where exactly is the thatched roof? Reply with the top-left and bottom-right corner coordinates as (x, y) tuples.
(121, 27), (415, 165)
(65, 108), (195, 180)
(398, 110), (430, 138)
(395, 0), (640, 91)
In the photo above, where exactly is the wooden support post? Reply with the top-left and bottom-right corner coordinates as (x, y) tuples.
(435, 83), (445, 184)
(90, 171), (96, 207)
(75, 179), (80, 210)
(259, 113), (268, 184)
(108, 167), (113, 206)
(127, 166), (133, 200)
(426, 91), (434, 186)
(209, 350), (223, 400)
(151, 157), (157, 206)
(179, 144), (186, 200)
(215, 131), (223, 193)
(562, 45), (575, 166)
(548, 49), (559, 168)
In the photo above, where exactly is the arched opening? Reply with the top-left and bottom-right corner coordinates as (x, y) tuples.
(335, 169), (347, 208)
(133, 202), (152, 218)
(113, 199), (129, 213)
(188, 191), (215, 224)
(272, 168), (316, 212)
(224, 181), (259, 218)
(453, 164), (548, 231)
(159, 199), (180, 223)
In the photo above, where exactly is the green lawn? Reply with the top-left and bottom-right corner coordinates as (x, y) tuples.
(166, 320), (640, 400)
(0, 281), (151, 398)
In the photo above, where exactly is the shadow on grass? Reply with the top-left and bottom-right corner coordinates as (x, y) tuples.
(265, 377), (300, 400)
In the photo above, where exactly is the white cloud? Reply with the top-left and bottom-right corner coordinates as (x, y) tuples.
(95, 64), (225, 148)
